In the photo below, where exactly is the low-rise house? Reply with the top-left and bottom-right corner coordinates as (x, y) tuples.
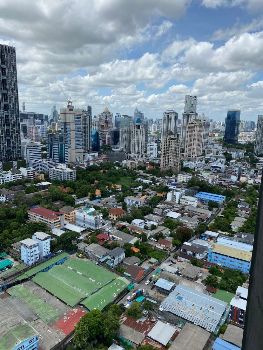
(109, 229), (138, 246)
(119, 316), (155, 347)
(107, 247), (125, 268)
(150, 225), (170, 238)
(147, 320), (177, 347)
(155, 278), (175, 294)
(180, 195), (198, 207)
(124, 265), (145, 282)
(179, 215), (199, 229)
(123, 256), (141, 266)
(81, 243), (109, 262)
(156, 238), (173, 251)
(109, 207), (126, 221)
(180, 242), (209, 260)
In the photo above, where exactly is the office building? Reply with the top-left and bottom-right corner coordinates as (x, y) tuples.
(0, 44), (21, 161)
(119, 115), (132, 153)
(91, 129), (100, 152)
(60, 100), (91, 163)
(20, 238), (40, 265)
(98, 107), (113, 146)
(23, 141), (42, 167)
(130, 121), (146, 157)
(255, 115), (263, 156)
(160, 110), (181, 173)
(224, 110), (241, 144)
(75, 207), (103, 229)
(48, 163), (76, 181)
(47, 130), (66, 163)
(182, 95), (198, 141)
(32, 231), (51, 258)
(133, 108), (144, 124)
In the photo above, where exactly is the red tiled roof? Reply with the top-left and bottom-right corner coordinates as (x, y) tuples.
(109, 208), (125, 216)
(123, 316), (155, 334)
(96, 233), (109, 241)
(158, 239), (172, 248)
(29, 207), (61, 220)
(125, 265), (145, 282)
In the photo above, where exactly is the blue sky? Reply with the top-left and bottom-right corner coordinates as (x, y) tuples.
(0, 0), (263, 120)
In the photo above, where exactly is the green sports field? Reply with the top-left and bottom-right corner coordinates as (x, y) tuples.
(8, 284), (60, 323)
(32, 257), (124, 308)
(82, 277), (129, 310)
(214, 289), (235, 304)
(17, 252), (69, 281)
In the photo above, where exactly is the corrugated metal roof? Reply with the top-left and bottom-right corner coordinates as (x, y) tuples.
(212, 243), (252, 262)
(155, 278), (175, 291)
(147, 320), (176, 346)
(212, 338), (241, 350)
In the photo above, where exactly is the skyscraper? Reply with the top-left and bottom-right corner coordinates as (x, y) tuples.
(224, 110), (241, 144)
(255, 115), (263, 156)
(60, 100), (91, 163)
(160, 110), (181, 173)
(47, 130), (66, 163)
(98, 107), (113, 146)
(184, 119), (205, 159)
(0, 44), (21, 161)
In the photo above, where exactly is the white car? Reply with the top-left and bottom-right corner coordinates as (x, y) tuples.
(145, 280), (150, 285)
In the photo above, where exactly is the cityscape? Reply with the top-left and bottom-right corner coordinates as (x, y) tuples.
(0, 2), (263, 350)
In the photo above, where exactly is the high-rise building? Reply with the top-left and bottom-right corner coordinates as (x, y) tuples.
(160, 110), (181, 173)
(224, 110), (241, 144)
(184, 119), (205, 159)
(60, 100), (91, 163)
(255, 115), (263, 156)
(23, 141), (42, 167)
(98, 107), (113, 146)
(134, 108), (144, 124)
(0, 44), (21, 161)
(130, 122), (146, 156)
(119, 115), (132, 153)
(47, 130), (66, 163)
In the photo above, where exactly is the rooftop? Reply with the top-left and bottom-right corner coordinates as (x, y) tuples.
(213, 338), (241, 350)
(169, 323), (210, 350)
(33, 231), (50, 240)
(20, 238), (39, 247)
(155, 278), (175, 291)
(212, 243), (252, 262)
(230, 296), (247, 311)
(222, 324), (243, 348)
(147, 320), (176, 346)
(29, 207), (61, 220)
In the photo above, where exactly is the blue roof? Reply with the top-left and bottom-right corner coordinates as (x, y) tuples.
(155, 278), (175, 291)
(213, 338), (241, 350)
(195, 192), (226, 203)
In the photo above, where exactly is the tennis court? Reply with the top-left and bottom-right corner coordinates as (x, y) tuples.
(81, 277), (129, 310)
(8, 284), (61, 323)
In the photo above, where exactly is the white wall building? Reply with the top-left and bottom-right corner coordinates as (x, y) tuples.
(147, 142), (158, 159)
(75, 207), (103, 229)
(32, 231), (51, 258)
(20, 238), (40, 265)
(180, 195), (198, 207)
(49, 163), (76, 181)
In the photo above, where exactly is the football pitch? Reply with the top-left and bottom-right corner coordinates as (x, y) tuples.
(32, 257), (128, 308)
(81, 277), (129, 310)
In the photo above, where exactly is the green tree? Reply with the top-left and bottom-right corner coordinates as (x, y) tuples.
(126, 302), (142, 319)
(176, 226), (193, 243)
(204, 275), (219, 288)
(163, 218), (179, 230)
(74, 310), (102, 349)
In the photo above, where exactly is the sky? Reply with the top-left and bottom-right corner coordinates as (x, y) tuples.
(0, 0), (263, 120)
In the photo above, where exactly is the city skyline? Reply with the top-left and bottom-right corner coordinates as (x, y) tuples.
(0, 1), (263, 120)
